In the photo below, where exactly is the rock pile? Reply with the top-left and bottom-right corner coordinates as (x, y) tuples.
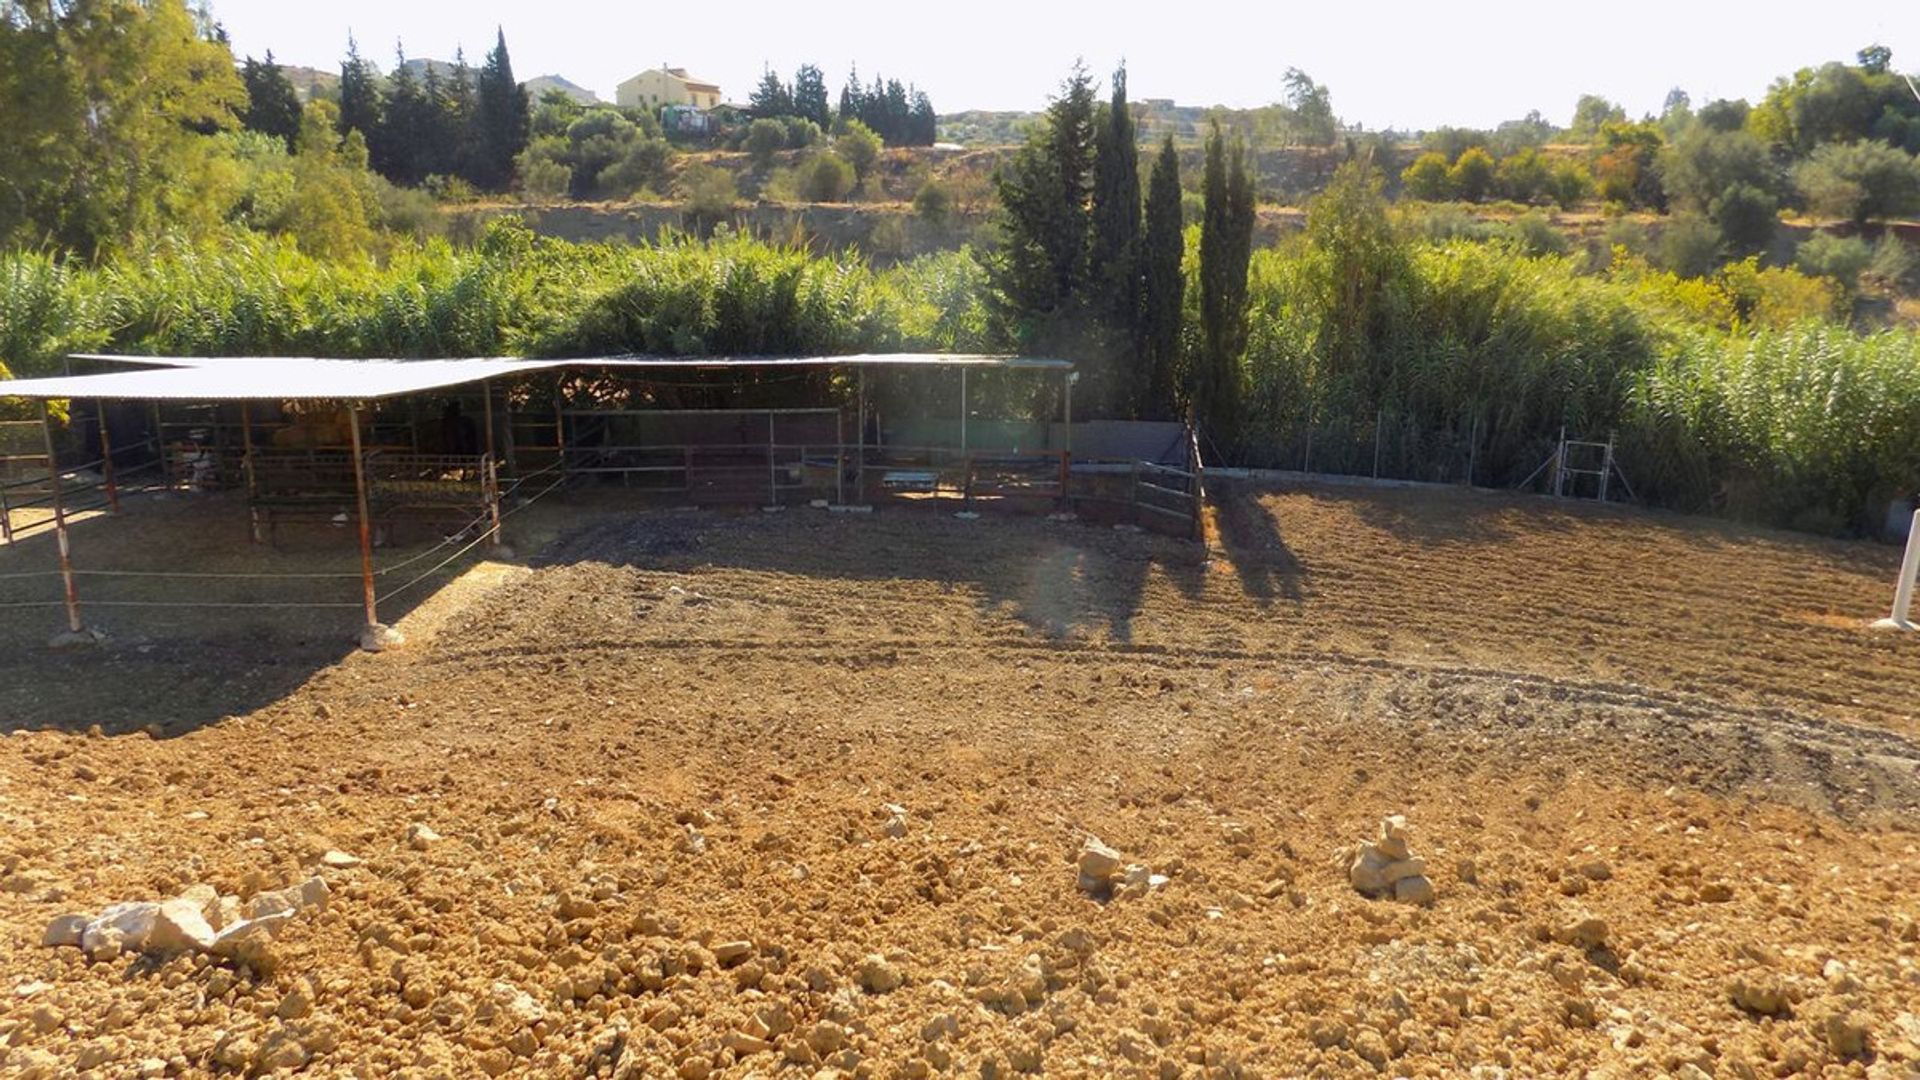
(1076, 837), (1169, 901)
(41, 876), (329, 963)
(1348, 814), (1435, 905)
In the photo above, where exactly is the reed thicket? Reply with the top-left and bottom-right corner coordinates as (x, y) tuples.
(2, 214), (1916, 533)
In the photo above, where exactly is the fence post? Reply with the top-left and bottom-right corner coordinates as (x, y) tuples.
(767, 411), (777, 509)
(350, 405), (401, 652)
(486, 455), (504, 550)
(40, 401), (89, 645)
(96, 401), (119, 513)
(1466, 415), (1479, 487)
(240, 405), (262, 543)
(1877, 509), (1920, 630)
(152, 403), (172, 491)
(0, 485), (11, 545)
(1372, 408), (1382, 479)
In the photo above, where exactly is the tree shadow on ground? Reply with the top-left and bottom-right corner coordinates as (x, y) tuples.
(529, 496), (1210, 647)
(0, 490), (501, 738)
(1209, 478), (1307, 606)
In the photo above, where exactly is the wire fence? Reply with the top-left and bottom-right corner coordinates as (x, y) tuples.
(0, 458), (572, 618)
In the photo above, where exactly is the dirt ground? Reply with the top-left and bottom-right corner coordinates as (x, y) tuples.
(2, 481), (1918, 1079)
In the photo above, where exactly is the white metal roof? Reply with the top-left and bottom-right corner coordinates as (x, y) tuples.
(0, 353), (1071, 402)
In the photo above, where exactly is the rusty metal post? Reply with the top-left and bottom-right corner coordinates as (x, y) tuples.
(553, 377), (568, 480)
(1, 484), (12, 546)
(481, 379), (497, 463)
(767, 411), (777, 509)
(95, 401), (119, 512)
(152, 403), (172, 491)
(1058, 371), (1073, 497)
(855, 365), (867, 506)
(41, 402), (86, 640)
(485, 454), (504, 549)
(835, 408), (845, 505)
(239, 405), (263, 543)
(349, 405), (399, 650)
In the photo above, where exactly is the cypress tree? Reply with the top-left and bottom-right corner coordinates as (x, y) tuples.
(793, 64), (830, 131)
(1090, 64), (1143, 411)
(1140, 136), (1184, 420)
(442, 49), (477, 181)
(240, 51), (301, 150)
(748, 68), (792, 119)
(838, 66), (861, 129)
(378, 45), (430, 183)
(472, 28), (530, 191)
(984, 63), (1097, 328)
(908, 89), (937, 146)
(337, 35), (382, 145)
(1197, 122), (1253, 441)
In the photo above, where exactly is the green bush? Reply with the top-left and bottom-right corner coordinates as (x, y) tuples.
(746, 119), (787, 169)
(1658, 215), (1723, 279)
(800, 154), (855, 203)
(1446, 148), (1496, 202)
(1400, 152), (1451, 200)
(1794, 232), (1873, 292)
(678, 165), (739, 222)
(913, 178), (955, 224)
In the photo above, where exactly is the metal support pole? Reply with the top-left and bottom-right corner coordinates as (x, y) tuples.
(1466, 416), (1478, 487)
(96, 401), (119, 512)
(240, 404), (262, 543)
(152, 403), (172, 491)
(553, 379), (568, 479)
(1877, 509), (1920, 630)
(835, 409), (845, 505)
(1, 485), (11, 545)
(349, 405), (399, 650)
(1599, 435), (1614, 503)
(959, 367), (968, 456)
(856, 366), (867, 506)
(1372, 408), (1382, 480)
(481, 379), (497, 465)
(767, 411), (777, 509)
(485, 454), (503, 549)
(41, 402), (85, 640)
(1552, 426), (1566, 498)
(1058, 372), (1073, 496)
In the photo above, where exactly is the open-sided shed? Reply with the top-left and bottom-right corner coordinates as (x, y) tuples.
(0, 353), (1127, 650)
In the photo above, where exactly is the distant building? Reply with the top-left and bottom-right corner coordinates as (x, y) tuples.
(616, 66), (722, 111)
(526, 74), (601, 106)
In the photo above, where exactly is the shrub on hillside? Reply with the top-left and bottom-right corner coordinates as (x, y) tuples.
(800, 154), (855, 202)
(1795, 232), (1873, 293)
(1400, 152), (1451, 201)
(1446, 148), (1496, 203)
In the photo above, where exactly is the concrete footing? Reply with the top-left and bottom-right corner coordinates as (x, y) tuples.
(1871, 616), (1915, 631)
(357, 623), (406, 653)
(47, 627), (105, 650)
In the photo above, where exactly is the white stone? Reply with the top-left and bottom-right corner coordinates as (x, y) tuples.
(1376, 815), (1412, 862)
(1393, 875), (1436, 905)
(147, 897), (218, 952)
(41, 913), (88, 948)
(1079, 838), (1123, 882)
(249, 876), (330, 920)
(856, 953), (903, 993)
(407, 823), (443, 851)
(1349, 846), (1392, 894)
(82, 902), (158, 954)
(318, 850), (361, 869)
(208, 911), (294, 957)
(1382, 857), (1427, 884)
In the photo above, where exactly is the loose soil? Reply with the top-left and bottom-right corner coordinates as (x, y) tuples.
(2, 482), (1918, 1078)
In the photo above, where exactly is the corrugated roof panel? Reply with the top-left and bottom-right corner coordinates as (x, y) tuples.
(0, 354), (1072, 402)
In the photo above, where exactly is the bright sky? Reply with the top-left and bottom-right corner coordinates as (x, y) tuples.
(211, 0), (1917, 132)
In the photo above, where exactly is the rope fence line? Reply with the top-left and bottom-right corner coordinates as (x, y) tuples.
(0, 463), (578, 617)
